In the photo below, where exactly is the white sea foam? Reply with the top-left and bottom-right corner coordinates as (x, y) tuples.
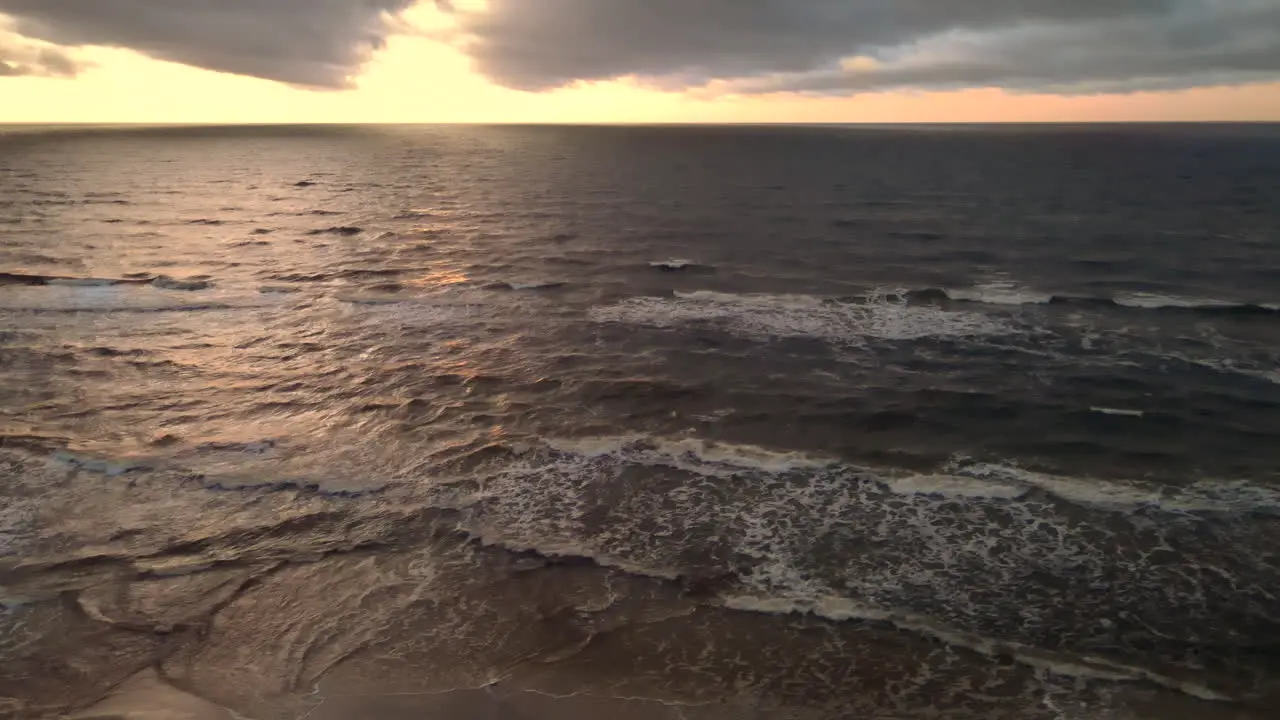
(506, 437), (1280, 521)
(881, 472), (1028, 499)
(456, 436), (1280, 577)
(1181, 356), (1280, 387)
(945, 284), (1277, 313)
(502, 280), (567, 291)
(948, 460), (1280, 515)
(589, 290), (1012, 345)
(440, 435), (1275, 701)
(947, 281), (1052, 306)
(1114, 293), (1241, 310)
(0, 285), (254, 313)
(1089, 406), (1146, 418)
(1250, 368), (1280, 386)
(546, 435), (833, 478)
(1198, 356), (1280, 384)
(649, 258), (696, 270)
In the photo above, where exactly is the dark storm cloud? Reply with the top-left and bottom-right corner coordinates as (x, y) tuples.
(0, 0), (415, 88)
(2, 1), (1275, 96)
(442, 0), (1280, 94)
(0, 35), (82, 77)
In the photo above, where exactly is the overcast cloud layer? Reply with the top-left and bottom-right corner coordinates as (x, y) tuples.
(1, 0), (1278, 95)
(445, 0), (1280, 94)
(0, 0), (414, 87)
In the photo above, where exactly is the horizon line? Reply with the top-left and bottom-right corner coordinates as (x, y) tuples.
(3, 119), (1279, 128)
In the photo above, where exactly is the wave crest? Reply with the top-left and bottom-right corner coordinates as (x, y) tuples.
(433, 434), (1280, 696)
(913, 284), (1279, 315)
(590, 290), (1013, 345)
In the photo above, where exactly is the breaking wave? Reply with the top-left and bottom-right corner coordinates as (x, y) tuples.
(434, 434), (1280, 699)
(915, 283), (1279, 315)
(483, 280), (568, 291)
(648, 258), (716, 272)
(589, 290), (1014, 345)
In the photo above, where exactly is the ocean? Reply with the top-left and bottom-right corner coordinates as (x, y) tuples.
(1, 123), (1278, 719)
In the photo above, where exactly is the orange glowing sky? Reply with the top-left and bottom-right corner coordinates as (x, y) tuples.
(2, 2), (1278, 124)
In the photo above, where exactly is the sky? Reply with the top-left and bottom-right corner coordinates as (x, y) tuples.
(1, 0), (1278, 124)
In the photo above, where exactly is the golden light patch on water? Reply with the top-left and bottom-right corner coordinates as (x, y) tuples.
(405, 267), (471, 288)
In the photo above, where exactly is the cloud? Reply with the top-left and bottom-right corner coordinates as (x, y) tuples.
(0, 0), (416, 88)
(1, 1), (1276, 97)
(0, 31), (83, 77)
(441, 0), (1280, 95)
